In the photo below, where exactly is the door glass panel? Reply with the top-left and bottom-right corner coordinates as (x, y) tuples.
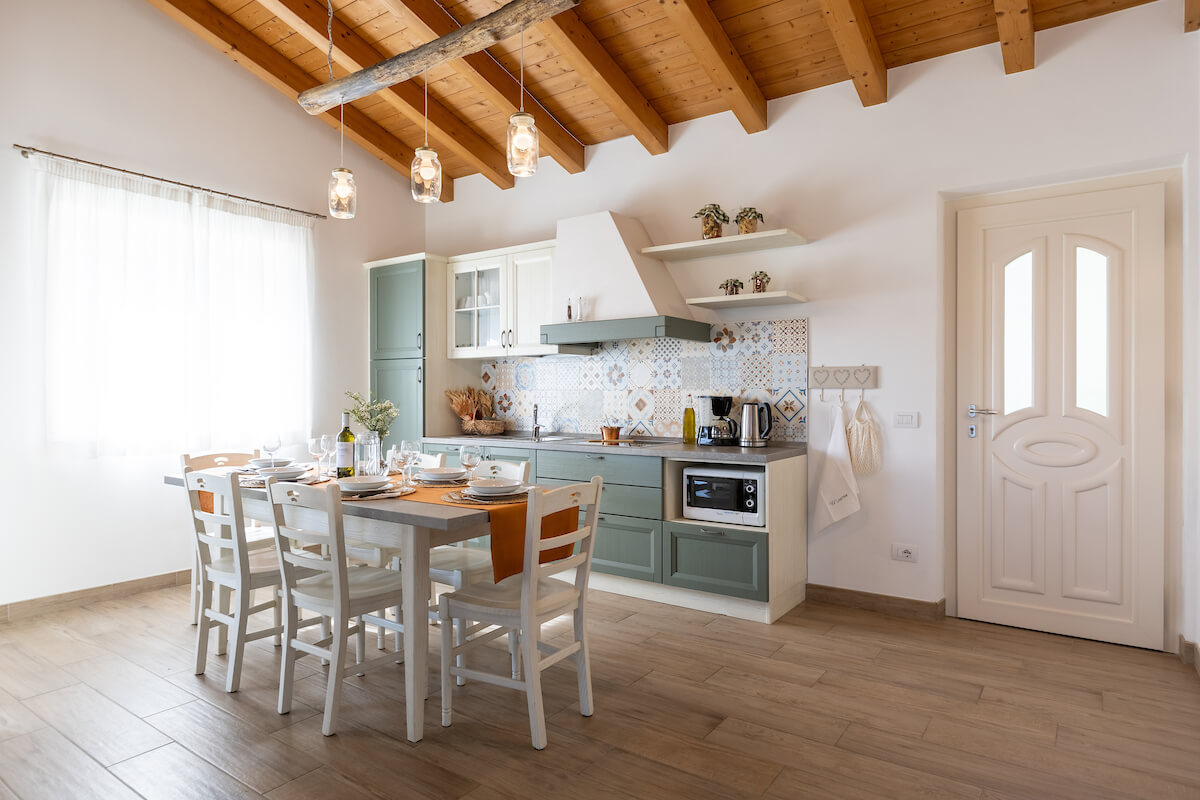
(1075, 247), (1109, 416)
(1003, 252), (1034, 414)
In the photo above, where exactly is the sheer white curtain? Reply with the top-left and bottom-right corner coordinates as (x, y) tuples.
(28, 155), (314, 456)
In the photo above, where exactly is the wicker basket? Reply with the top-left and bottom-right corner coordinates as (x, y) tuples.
(462, 418), (504, 436)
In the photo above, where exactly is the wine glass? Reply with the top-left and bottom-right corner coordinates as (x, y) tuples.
(460, 444), (482, 476)
(320, 435), (335, 476)
(307, 437), (326, 476)
(262, 435), (282, 466)
(402, 463), (421, 491)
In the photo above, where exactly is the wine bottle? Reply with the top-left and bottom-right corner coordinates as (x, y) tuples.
(682, 394), (697, 444)
(336, 412), (356, 478)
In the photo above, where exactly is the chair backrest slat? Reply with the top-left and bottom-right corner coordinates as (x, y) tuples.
(417, 452), (446, 469)
(181, 466), (250, 575)
(521, 477), (602, 619)
(474, 459), (531, 482)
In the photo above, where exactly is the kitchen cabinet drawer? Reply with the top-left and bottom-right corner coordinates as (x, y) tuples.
(538, 477), (660, 520)
(592, 514), (662, 583)
(536, 451), (662, 488)
(662, 521), (768, 601)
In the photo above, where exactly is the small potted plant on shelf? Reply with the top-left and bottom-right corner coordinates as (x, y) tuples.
(735, 207), (765, 235)
(719, 277), (744, 296)
(693, 204), (729, 239)
(750, 270), (771, 293)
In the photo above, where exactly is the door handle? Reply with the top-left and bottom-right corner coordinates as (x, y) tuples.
(417, 366), (422, 384)
(967, 404), (998, 418)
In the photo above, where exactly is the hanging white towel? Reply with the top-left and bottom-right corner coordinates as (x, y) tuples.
(814, 402), (861, 532)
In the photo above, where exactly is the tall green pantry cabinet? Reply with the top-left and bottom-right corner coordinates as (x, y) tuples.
(366, 253), (473, 451)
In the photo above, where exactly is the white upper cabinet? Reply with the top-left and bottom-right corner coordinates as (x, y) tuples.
(447, 242), (564, 359)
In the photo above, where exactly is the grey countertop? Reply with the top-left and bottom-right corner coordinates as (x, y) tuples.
(422, 432), (807, 463)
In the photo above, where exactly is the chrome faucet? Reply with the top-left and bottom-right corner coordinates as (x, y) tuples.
(532, 404), (541, 442)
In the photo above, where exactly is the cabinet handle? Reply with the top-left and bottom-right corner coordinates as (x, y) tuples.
(501, 330), (508, 348)
(699, 528), (726, 536)
(416, 332), (422, 351)
(417, 366), (423, 384)
(509, 328), (514, 347)
(585, 454), (604, 460)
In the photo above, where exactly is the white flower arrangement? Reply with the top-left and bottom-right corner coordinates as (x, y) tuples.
(345, 390), (399, 439)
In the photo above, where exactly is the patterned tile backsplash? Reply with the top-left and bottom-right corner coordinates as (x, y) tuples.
(479, 318), (809, 442)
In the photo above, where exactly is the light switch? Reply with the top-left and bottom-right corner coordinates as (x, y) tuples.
(894, 412), (919, 429)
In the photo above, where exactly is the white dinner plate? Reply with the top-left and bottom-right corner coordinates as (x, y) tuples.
(337, 476), (390, 492)
(258, 466), (308, 481)
(418, 467), (467, 480)
(249, 457), (293, 469)
(463, 484), (528, 498)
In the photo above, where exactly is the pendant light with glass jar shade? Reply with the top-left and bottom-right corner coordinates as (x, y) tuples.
(411, 68), (442, 203)
(324, 1), (356, 219)
(507, 27), (538, 177)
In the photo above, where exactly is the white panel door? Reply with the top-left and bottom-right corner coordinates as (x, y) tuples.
(506, 247), (557, 355)
(956, 183), (1165, 649)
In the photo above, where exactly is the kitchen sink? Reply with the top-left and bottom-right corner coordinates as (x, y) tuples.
(503, 435), (573, 442)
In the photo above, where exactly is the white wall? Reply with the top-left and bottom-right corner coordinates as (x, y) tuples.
(427, 2), (1200, 612)
(0, 0), (425, 605)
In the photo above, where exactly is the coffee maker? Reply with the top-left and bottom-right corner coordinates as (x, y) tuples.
(696, 395), (739, 446)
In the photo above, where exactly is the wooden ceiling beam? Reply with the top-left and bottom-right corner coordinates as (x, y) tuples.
(538, 10), (669, 155)
(993, 0), (1035, 73)
(378, 0), (585, 174)
(818, 0), (887, 106)
(658, 0), (767, 133)
(144, 0), (453, 200)
(258, 0), (513, 190)
(1185, 0), (1198, 31)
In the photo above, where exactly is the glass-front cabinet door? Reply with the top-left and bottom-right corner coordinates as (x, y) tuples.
(450, 255), (506, 357)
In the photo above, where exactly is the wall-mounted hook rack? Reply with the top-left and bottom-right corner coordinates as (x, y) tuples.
(809, 365), (878, 391)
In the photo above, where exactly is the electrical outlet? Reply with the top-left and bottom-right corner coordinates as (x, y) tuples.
(892, 543), (918, 562)
(894, 412), (920, 428)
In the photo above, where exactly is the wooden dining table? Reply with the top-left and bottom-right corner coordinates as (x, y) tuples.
(164, 472), (492, 742)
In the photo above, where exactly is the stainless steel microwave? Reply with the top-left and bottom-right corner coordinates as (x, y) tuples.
(682, 466), (765, 527)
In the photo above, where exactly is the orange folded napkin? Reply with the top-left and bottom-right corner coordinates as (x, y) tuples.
(396, 486), (578, 582)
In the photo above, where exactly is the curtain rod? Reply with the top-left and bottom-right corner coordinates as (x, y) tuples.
(11, 144), (327, 221)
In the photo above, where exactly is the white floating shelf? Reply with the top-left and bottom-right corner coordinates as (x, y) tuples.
(686, 290), (808, 309)
(641, 228), (809, 261)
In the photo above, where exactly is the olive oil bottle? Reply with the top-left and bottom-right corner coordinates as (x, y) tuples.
(682, 394), (697, 444)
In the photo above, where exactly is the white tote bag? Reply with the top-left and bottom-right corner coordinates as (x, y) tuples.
(814, 402), (861, 532)
(846, 397), (882, 476)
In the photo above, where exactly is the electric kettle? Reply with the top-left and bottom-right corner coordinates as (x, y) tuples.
(739, 402), (773, 447)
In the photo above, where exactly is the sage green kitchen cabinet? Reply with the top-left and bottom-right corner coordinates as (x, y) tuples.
(662, 521), (769, 601)
(371, 360), (423, 453)
(535, 450), (662, 488)
(592, 514), (662, 582)
(370, 260), (424, 360)
(537, 477), (661, 520)
(421, 442), (536, 474)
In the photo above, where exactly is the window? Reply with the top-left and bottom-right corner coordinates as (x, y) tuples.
(30, 156), (314, 456)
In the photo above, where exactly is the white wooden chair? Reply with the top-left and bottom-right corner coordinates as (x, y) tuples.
(267, 478), (406, 736)
(439, 476), (603, 749)
(349, 452), (446, 650)
(185, 468), (295, 693)
(181, 451), (266, 625)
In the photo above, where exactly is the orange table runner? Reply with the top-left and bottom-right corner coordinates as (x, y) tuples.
(396, 485), (578, 582)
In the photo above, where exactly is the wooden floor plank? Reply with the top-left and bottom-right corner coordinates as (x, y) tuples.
(264, 766), (380, 800)
(22, 683), (171, 766)
(109, 741), (266, 800)
(146, 700), (315, 794)
(0, 727), (142, 800)
(64, 654), (195, 718)
(0, 690), (45, 742)
(0, 644), (78, 700)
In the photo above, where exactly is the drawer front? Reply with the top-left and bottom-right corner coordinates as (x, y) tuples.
(592, 514), (662, 583)
(662, 521), (768, 601)
(536, 450), (662, 488)
(537, 477), (661, 520)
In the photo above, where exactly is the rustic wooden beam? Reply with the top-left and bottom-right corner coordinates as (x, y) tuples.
(144, 0), (453, 200)
(658, 0), (767, 133)
(1185, 0), (1198, 32)
(818, 0), (887, 107)
(378, 0), (585, 174)
(258, 0), (512, 189)
(993, 0), (1035, 73)
(297, 0), (578, 114)
(538, 9), (669, 155)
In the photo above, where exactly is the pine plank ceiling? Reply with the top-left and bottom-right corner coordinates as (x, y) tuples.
(147, 0), (1187, 200)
